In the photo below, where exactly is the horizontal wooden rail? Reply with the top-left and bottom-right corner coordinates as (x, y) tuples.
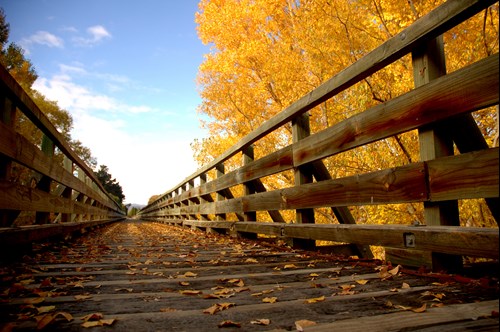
(174, 219), (498, 259)
(139, 0), (499, 269)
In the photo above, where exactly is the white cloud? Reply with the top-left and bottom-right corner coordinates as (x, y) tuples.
(32, 65), (199, 204)
(73, 25), (112, 46)
(20, 31), (64, 54)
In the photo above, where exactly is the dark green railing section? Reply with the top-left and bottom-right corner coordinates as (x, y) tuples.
(139, 0), (499, 270)
(0, 63), (125, 246)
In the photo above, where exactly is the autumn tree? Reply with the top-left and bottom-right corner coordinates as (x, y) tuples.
(194, 0), (498, 227)
(95, 165), (125, 204)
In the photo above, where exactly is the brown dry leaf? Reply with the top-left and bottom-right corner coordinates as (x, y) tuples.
(385, 300), (393, 308)
(218, 320), (241, 328)
(40, 278), (53, 288)
(284, 264), (297, 269)
(183, 272), (197, 278)
(412, 303), (427, 313)
(202, 302), (235, 315)
(401, 282), (411, 289)
(355, 279), (369, 285)
(431, 302), (445, 308)
(115, 288), (133, 293)
(81, 312), (104, 322)
(389, 265), (401, 276)
(179, 281), (190, 286)
(295, 319), (317, 331)
(304, 296), (325, 304)
(37, 306), (56, 314)
(24, 298), (45, 305)
(245, 258), (258, 263)
(179, 290), (202, 296)
(250, 318), (270, 325)
(81, 321), (101, 328)
(394, 305), (412, 311)
(262, 297), (278, 303)
(36, 314), (56, 330)
(100, 319), (115, 326)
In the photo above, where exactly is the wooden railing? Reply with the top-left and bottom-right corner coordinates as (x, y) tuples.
(139, 0), (499, 270)
(0, 63), (125, 248)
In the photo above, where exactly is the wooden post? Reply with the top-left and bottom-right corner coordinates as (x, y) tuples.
(199, 174), (210, 221)
(0, 92), (19, 227)
(291, 113), (315, 250)
(35, 135), (55, 224)
(215, 164), (226, 221)
(412, 36), (461, 271)
(242, 145), (257, 222)
(61, 156), (73, 223)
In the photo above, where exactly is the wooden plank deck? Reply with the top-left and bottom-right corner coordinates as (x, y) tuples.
(0, 220), (498, 331)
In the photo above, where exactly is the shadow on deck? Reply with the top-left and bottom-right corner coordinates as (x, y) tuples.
(0, 220), (498, 331)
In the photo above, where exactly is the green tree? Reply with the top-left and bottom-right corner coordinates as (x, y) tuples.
(95, 165), (125, 204)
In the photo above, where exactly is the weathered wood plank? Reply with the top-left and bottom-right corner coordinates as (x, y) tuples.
(427, 147), (499, 201)
(283, 224), (498, 258)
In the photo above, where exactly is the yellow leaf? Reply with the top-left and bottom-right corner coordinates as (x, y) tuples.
(355, 279), (369, 285)
(81, 321), (101, 328)
(309, 273), (319, 277)
(183, 272), (197, 278)
(411, 303), (427, 313)
(250, 318), (270, 325)
(284, 264), (297, 269)
(37, 306), (56, 314)
(245, 258), (258, 263)
(295, 319), (317, 331)
(262, 297), (277, 303)
(179, 290), (202, 295)
(304, 296), (325, 304)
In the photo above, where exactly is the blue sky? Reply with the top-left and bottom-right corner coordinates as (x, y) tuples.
(2, 0), (211, 204)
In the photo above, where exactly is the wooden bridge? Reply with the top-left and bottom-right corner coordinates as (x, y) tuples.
(1, 1), (499, 330)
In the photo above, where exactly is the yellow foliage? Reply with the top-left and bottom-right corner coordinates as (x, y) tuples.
(194, 0), (499, 227)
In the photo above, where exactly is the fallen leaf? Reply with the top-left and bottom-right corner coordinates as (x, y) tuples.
(355, 279), (369, 285)
(284, 264), (297, 269)
(245, 258), (258, 263)
(100, 319), (115, 326)
(218, 320), (241, 328)
(81, 321), (101, 328)
(389, 265), (401, 276)
(295, 319), (317, 331)
(401, 282), (410, 289)
(309, 273), (319, 277)
(412, 303), (427, 313)
(183, 272), (197, 278)
(74, 295), (92, 301)
(179, 290), (202, 296)
(24, 298), (45, 304)
(304, 296), (325, 304)
(81, 312), (103, 322)
(202, 302), (235, 315)
(430, 302), (445, 308)
(262, 297), (278, 303)
(250, 318), (270, 325)
(179, 281), (190, 286)
(37, 306), (56, 314)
